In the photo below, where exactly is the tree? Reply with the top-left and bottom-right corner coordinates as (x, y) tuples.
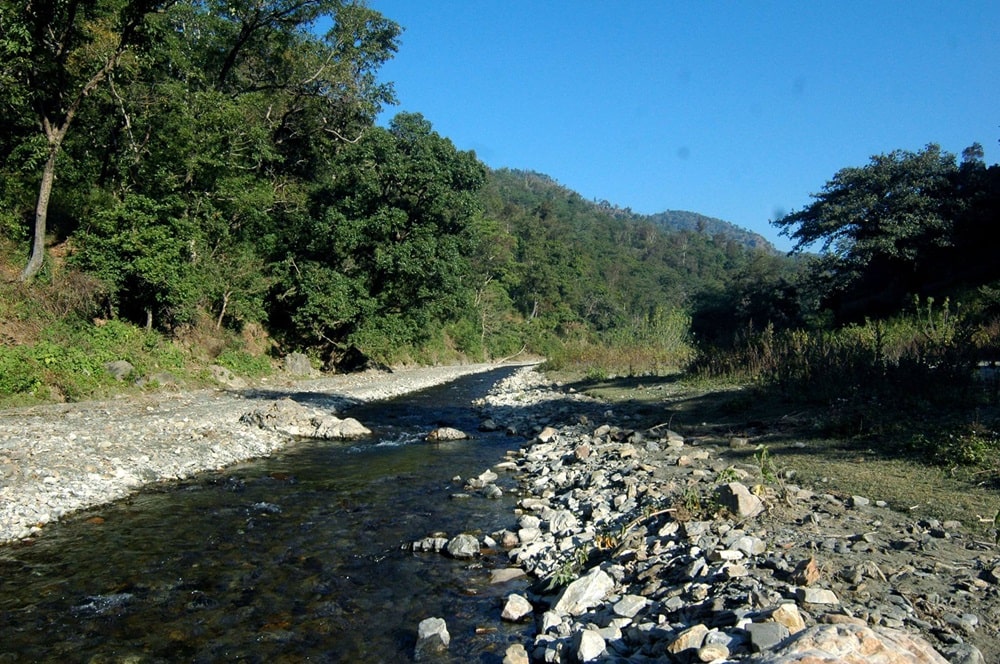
(273, 113), (488, 360)
(0, 0), (172, 281)
(774, 144), (968, 321)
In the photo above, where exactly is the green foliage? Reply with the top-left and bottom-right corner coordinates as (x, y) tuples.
(72, 194), (200, 328)
(546, 543), (594, 591)
(215, 348), (273, 378)
(775, 144), (1000, 322)
(0, 347), (42, 397)
(754, 446), (779, 485)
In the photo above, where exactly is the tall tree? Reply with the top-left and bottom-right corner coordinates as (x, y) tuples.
(773, 144), (972, 321)
(67, 0), (400, 330)
(0, 0), (172, 281)
(274, 113), (487, 360)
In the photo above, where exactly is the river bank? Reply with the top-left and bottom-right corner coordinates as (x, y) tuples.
(463, 367), (996, 663)
(0, 362), (511, 545)
(1, 362), (996, 662)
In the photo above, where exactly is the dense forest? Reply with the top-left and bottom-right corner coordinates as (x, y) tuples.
(2, 0), (1000, 461)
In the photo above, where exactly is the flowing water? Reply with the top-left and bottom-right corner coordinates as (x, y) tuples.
(0, 367), (533, 663)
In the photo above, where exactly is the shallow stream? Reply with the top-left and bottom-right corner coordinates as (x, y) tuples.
(0, 367), (531, 663)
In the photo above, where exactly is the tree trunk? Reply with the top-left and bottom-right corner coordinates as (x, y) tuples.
(19, 140), (62, 282)
(216, 291), (231, 330)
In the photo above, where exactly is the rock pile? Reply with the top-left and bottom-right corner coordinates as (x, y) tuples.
(239, 397), (371, 439)
(450, 367), (994, 663)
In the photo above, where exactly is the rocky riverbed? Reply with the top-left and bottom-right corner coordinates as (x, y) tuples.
(429, 366), (998, 663)
(0, 363), (504, 545)
(2, 363), (998, 663)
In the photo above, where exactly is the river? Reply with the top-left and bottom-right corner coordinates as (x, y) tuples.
(0, 366), (532, 663)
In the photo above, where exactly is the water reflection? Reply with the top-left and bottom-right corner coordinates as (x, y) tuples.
(0, 367), (531, 663)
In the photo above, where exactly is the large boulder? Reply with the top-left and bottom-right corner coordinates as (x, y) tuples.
(240, 398), (371, 439)
(283, 352), (313, 376)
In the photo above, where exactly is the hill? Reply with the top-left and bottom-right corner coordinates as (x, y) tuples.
(644, 210), (776, 251)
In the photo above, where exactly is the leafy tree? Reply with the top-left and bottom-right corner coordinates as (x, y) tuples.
(272, 113), (488, 361)
(72, 194), (199, 329)
(0, 0), (172, 281)
(46, 0), (400, 334)
(774, 143), (999, 322)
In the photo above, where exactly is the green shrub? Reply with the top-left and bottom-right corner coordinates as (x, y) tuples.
(0, 347), (42, 396)
(215, 348), (273, 377)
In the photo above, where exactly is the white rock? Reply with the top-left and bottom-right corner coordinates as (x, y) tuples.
(501, 593), (533, 621)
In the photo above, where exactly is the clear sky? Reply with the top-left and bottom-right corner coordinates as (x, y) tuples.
(368, 1), (999, 251)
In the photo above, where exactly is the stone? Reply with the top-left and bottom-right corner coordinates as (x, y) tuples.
(209, 364), (247, 389)
(501, 593), (533, 621)
(146, 371), (179, 386)
(796, 587), (840, 605)
(239, 398), (372, 439)
(551, 568), (614, 616)
(667, 623), (709, 655)
(537, 426), (559, 443)
(723, 562), (749, 579)
(540, 611), (563, 634)
(490, 567), (527, 584)
(426, 427), (468, 442)
(104, 360), (134, 381)
(716, 482), (764, 518)
(771, 603), (807, 634)
(791, 557), (822, 586)
(479, 418), (500, 432)
(850, 495), (871, 508)
(502, 643), (530, 664)
(445, 533), (480, 559)
(482, 484), (503, 499)
(574, 629), (606, 662)
(518, 527), (541, 543)
(312, 416), (371, 440)
(415, 617), (450, 657)
(746, 621), (790, 653)
(698, 643), (731, 662)
(612, 594), (648, 618)
(752, 624), (949, 663)
(734, 535), (768, 556)
(939, 644), (985, 664)
(283, 352), (312, 375)
(548, 510), (579, 535)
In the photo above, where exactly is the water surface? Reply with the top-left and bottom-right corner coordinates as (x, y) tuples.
(0, 367), (532, 663)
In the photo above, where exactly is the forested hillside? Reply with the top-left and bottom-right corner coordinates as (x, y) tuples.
(0, 0), (792, 383)
(2, 0), (999, 448)
(645, 210), (775, 251)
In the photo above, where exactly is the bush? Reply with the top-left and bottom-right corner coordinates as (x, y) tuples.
(0, 347), (42, 397)
(215, 348), (273, 378)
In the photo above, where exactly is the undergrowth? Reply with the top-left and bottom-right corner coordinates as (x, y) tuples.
(688, 299), (1000, 474)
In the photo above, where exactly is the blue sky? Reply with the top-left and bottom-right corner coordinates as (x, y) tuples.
(368, 2), (999, 251)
